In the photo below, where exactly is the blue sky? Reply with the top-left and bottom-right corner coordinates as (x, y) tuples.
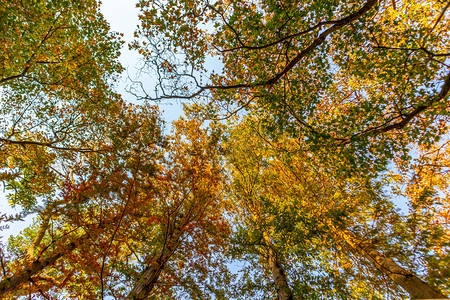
(101, 0), (184, 127)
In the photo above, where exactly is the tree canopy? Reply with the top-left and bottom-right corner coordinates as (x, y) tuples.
(0, 0), (449, 299)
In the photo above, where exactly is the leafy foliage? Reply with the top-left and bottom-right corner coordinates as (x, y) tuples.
(0, 0), (449, 299)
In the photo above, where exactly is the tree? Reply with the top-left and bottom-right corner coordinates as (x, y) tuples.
(0, 106), (233, 299)
(225, 119), (449, 299)
(1, 0), (123, 140)
(126, 115), (230, 299)
(0, 0), (124, 212)
(133, 0), (450, 172)
(1, 100), (164, 298)
(0, 1), (130, 296)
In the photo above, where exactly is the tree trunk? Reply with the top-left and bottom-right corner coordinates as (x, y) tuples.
(0, 236), (84, 297)
(26, 211), (52, 262)
(126, 259), (165, 300)
(340, 231), (448, 299)
(266, 246), (295, 300)
(126, 227), (183, 299)
(1, 212), (114, 297)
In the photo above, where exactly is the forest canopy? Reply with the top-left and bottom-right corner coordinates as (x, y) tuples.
(0, 0), (449, 299)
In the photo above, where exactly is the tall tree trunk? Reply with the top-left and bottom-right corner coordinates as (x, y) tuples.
(26, 211), (52, 262)
(1, 211), (116, 297)
(266, 246), (295, 300)
(0, 235), (85, 297)
(339, 230), (448, 299)
(126, 226), (183, 300)
(126, 258), (166, 300)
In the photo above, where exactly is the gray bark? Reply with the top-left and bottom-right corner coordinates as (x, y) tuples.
(266, 247), (295, 300)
